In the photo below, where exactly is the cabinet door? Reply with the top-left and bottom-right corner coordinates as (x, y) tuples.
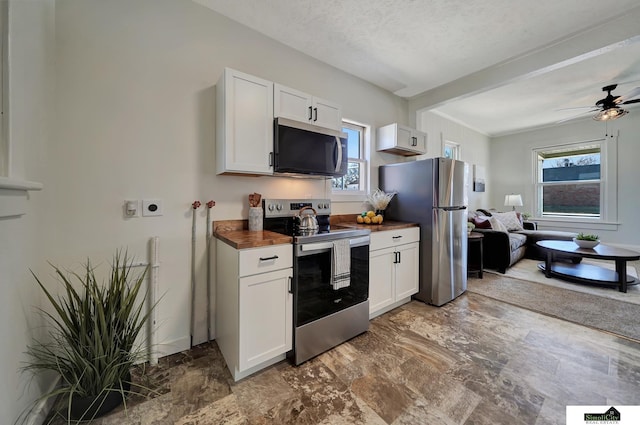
(312, 97), (342, 131)
(369, 247), (396, 316)
(411, 130), (427, 154)
(239, 268), (292, 370)
(396, 125), (414, 150)
(274, 84), (313, 123)
(217, 69), (273, 175)
(395, 242), (420, 300)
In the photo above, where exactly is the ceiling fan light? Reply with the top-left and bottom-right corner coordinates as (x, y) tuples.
(593, 107), (628, 121)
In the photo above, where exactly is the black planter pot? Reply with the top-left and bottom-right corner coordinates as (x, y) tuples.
(69, 375), (131, 420)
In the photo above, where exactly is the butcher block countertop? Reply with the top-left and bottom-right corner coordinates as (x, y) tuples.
(213, 220), (292, 249)
(331, 214), (418, 232)
(213, 216), (418, 249)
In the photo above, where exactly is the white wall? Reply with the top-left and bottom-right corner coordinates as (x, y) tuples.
(0, 1), (54, 424)
(4, 0), (410, 421)
(415, 111), (492, 210)
(490, 116), (640, 248)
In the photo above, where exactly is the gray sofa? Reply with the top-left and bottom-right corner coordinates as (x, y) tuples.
(471, 212), (578, 273)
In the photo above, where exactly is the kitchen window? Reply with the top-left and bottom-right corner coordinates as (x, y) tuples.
(332, 121), (368, 196)
(533, 140), (608, 220)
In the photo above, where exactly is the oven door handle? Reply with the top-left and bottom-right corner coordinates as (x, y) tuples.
(298, 236), (370, 253)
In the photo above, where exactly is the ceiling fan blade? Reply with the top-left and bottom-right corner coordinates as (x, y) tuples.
(555, 110), (595, 124)
(621, 98), (640, 105)
(555, 106), (596, 111)
(616, 87), (640, 103)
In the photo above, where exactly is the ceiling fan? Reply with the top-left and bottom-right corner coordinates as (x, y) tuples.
(558, 84), (640, 122)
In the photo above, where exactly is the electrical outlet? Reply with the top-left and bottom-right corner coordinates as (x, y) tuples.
(123, 200), (140, 218)
(142, 199), (163, 217)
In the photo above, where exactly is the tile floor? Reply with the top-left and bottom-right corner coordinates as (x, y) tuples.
(50, 291), (640, 424)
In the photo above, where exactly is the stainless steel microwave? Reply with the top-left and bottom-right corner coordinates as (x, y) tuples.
(273, 118), (348, 177)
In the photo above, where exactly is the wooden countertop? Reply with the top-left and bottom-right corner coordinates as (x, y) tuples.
(334, 220), (418, 232)
(331, 214), (418, 232)
(213, 220), (292, 249)
(213, 216), (418, 249)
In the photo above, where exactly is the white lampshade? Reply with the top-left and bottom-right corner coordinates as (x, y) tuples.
(504, 194), (523, 210)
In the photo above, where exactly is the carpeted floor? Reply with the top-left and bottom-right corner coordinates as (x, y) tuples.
(487, 258), (640, 305)
(468, 268), (640, 342)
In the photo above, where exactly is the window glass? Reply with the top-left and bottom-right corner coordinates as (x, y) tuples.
(443, 140), (460, 160)
(332, 122), (366, 193)
(535, 144), (602, 218)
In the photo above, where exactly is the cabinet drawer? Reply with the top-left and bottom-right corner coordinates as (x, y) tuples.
(239, 244), (293, 277)
(370, 227), (420, 251)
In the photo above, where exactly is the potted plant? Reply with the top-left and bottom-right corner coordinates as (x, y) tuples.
(573, 232), (600, 248)
(467, 221), (475, 235)
(20, 250), (156, 424)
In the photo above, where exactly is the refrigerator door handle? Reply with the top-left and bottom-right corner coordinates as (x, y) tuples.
(436, 205), (467, 211)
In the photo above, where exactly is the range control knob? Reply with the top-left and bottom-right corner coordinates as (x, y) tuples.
(268, 204), (275, 211)
(276, 204), (282, 211)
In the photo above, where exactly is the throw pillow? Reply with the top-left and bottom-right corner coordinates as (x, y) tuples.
(492, 211), (524, 231)
(472, 216), (492, 229)
(488, 216), (509, 233)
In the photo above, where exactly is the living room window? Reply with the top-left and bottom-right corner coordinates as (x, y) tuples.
(533, 141), (604, 219)
(332, 121), (368, 197)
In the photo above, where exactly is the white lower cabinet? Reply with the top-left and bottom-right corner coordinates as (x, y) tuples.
(216, 241), (293, 381)
(369, 227), (420, 319)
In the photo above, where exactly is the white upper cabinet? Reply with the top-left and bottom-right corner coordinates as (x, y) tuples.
(274, 84), (342, 131)
(377, 123), (427, 156)
(216, 68), (274, 175)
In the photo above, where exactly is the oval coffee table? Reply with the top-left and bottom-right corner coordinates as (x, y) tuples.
(536, 240), (640, 293)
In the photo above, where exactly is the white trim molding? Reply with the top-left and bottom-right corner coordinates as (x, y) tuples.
(0, 177), (42, 218)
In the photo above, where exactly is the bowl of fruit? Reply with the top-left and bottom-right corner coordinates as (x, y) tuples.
(356, 210), (384, 225)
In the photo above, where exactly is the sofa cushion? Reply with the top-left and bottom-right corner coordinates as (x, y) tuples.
(492, 211), (524, 231)
(515, 229), (576, 243)
(508, 233), (527, 251)
(488, 216), (509, 233)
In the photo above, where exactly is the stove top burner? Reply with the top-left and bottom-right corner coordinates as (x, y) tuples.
(262, 198), (369, 243)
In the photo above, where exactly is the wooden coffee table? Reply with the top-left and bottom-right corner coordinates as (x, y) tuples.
(536, 240), (640, 293)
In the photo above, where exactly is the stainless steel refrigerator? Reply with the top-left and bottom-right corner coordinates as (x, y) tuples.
(379, 157), (468, 306)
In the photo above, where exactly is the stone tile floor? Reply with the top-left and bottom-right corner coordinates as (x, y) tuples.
(49, 291), (640, 424)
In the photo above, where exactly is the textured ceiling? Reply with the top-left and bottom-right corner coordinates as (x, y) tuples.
(194, 0), (640, 136)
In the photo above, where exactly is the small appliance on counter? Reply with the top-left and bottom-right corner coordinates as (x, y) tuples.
(263, 199), (370, 365)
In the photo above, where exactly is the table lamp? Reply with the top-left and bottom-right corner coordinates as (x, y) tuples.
(504, 194), (523, 211)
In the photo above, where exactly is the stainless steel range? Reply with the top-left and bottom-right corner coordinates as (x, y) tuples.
(263, 198), (370, 365)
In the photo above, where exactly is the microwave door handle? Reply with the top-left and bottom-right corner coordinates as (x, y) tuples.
(335, 137), (342, 172)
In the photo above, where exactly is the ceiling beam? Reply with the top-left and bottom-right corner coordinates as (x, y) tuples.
(407, 6), (640, 126)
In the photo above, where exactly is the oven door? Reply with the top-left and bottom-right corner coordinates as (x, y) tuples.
(294, 235), (369, 327)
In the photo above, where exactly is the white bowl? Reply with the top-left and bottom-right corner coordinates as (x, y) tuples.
(573, 238), (599, 249)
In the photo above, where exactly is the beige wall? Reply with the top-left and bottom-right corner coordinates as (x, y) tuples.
(490, 117), (640, 248)
(416, 111), (492, 210)
(3, 0), (412, 421)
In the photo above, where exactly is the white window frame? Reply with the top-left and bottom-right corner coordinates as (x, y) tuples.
(531, 138), (618, 230)
(331, 119), (369, 201)
(442, 135), (460, 160)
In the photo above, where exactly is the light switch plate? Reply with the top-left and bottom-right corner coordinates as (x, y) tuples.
(142, 199), (163, 217)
